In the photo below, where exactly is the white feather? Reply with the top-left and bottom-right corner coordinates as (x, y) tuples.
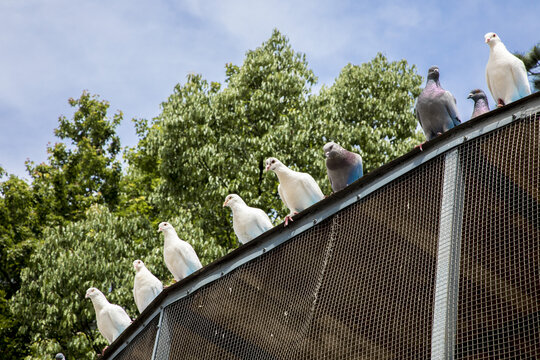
(86, 288), (131, 344)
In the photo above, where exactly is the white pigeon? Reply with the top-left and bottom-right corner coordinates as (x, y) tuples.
(158, 222), (202, 281)
(485, 32), (531, 107)
(85, 287), (131, 344)
(133, 260), (163, 313)
(265, 157), (324, 226)
(223, 194), (273, 244)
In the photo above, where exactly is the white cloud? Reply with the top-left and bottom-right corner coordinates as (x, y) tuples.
(0, 0), (539, 177)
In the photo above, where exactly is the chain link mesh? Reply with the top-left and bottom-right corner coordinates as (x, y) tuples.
(455, 112), (540, 359)
(106, 110), (540, 359)
(149, 156), (445, 359)
(114, 315), (159, 360)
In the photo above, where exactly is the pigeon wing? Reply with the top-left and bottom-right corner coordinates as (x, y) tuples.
(299, 173), (324, 204)
(177, 243), (202, 276)
(254, 208), (273, 233)
(415, 106), (424, 130)
(102, 305), (130, 343)
(511, 59), (531, 99)
(109, 305), (131, 338)
(443, 90), (461, 127)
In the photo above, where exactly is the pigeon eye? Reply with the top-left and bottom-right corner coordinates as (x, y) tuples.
(492, 34), (496, 37)
(271, 160), (275, 164)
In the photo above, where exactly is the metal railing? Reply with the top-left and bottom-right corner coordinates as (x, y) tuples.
(103, 92), (540, 360)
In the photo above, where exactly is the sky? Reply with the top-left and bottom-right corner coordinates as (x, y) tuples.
(1, 0), (539, 179)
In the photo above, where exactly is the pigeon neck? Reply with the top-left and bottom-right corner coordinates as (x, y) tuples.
(475, 98), (489, 110)
(426, 78), (440, 87)
(91, 295), (109, 311)
(273, 165), (294, 181)
(490, 41), (507, 54)
(163, 230), (179, 245)
(229, 201), (247, 213)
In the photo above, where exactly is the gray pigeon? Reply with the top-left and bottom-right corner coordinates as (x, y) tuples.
(467, 89), (490, 118)
(415, 66), (461, 146)
(55, 354), (65, 360)
(323, 142), (363, 192)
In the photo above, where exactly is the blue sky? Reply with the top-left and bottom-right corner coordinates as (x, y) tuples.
(1, 0), (538, 178)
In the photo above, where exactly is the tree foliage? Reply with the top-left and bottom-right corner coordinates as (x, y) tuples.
(27, 91), (123, 225)
(11, 205), (226, 359)
(4, 29), (424, 359)
(514, 42), (540, 91)
(135, 30), (423, 249)
(1, 91), (130, 359)
(0, 169), (36, 359)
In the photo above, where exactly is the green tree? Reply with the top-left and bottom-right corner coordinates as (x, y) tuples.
(27, 91), (123, 225)
(0, 168), (37, 359)
(304, 54), (423, 177)
(11, 205), (226, 359)
(514, 43), (540, 91)
(7, 29), (424, 359)
(0, 91), (127, 359)
(133, 30), (422, 250)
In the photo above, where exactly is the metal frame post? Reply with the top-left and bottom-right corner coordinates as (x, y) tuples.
(431, 149), (464, 359)
(150, 309), (165, 360)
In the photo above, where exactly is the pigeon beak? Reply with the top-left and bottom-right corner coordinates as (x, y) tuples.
(157, 227), (162, 233)
(223, 200), (228, 207)
(485, 38), (490, 43)
(264, 165), (269, 172)
(325, 151), (330, 158)
(467, 93), (473, 99)
(85, 293), (89, 299)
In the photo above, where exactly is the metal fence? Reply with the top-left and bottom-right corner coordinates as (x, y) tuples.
(104, 92), (540, 360)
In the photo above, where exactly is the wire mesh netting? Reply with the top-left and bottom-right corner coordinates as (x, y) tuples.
(114, 315), (159, 360)
(455, 112), (540, 359)
(150, 157), (445, 360)
(106, 104), (540, 360)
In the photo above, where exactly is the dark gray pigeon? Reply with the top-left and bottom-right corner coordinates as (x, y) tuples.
(323, 142), (363, 192)
(415, 66), (461, 145)
(467, 89), (490, 118)
(55, 353), (65, 360)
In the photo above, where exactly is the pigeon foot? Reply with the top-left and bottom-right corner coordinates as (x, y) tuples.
(414, 142), (425, 151)
(284, 212), (299, 227)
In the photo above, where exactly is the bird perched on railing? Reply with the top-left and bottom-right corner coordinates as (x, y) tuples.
(415, 66), (461, 150)
(485, 32), (531, 107)
(85, 287), (131, 346)
(265, 157), (324, 226)
(223, 194), (273, 244)
(323, 142), (363, 193)
(467, 89), (490, 118)
(133, 260), (163, 313)
(158, 222), (202, 282)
